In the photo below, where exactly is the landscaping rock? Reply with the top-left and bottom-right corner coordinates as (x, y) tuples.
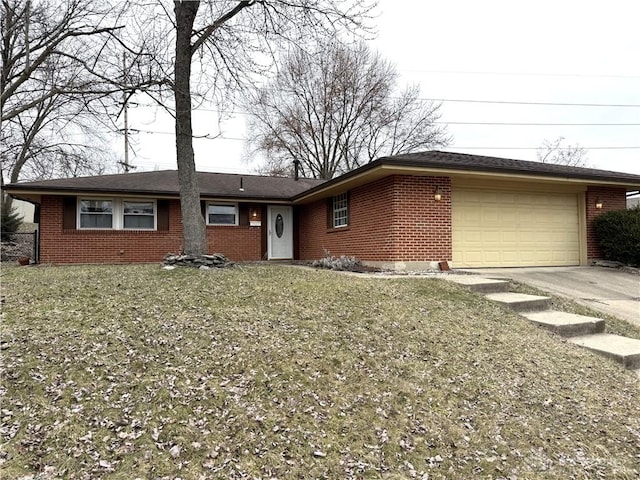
(163, 253), (234, 269)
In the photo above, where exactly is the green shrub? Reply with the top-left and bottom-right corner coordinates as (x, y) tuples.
(1, 202), (23, 242)
(592, 206), (640, 266)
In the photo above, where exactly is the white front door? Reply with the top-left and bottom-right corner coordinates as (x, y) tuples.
(268, 206), (293, 259)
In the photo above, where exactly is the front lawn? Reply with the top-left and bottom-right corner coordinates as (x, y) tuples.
(1, 264), (639, 479)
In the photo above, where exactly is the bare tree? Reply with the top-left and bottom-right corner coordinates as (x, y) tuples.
(1, 0), (158, 194)
(130, 0), (375, 256)
(536, 136), (589, 167)
(245, 41), (449, 179)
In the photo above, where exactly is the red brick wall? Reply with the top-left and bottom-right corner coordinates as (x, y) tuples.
(298, 176), (395, 261)
(206, 225), (262, 261)
(298, 175), (452, 262)
(390, 175), (452, 261)
(585, 186), (628, 259)
(38, 181), (622, 265)
(39, 196), (263, 264)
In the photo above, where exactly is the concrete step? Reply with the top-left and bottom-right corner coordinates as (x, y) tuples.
(521, 310), (606, 337)
(485, 292), (551, 313)
(446, 275), (510, 293)
(568, 333), (640, 370)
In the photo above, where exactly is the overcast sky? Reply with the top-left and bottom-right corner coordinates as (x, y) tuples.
(120, 0), (640, 175)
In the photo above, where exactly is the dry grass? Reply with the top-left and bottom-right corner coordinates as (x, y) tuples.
(1, 264), (639, 479)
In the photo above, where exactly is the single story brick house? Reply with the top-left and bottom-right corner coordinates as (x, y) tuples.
(5, 151), (640, 269)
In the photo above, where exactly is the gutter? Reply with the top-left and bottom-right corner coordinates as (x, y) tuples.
(2, 185), (304, 204)
(292, 157), (640, 202)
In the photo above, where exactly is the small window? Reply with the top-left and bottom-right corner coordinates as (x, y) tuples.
(123, 200), (155, 229)
(207, 203), (238, 225)
(79, 199), (113, 229)
(333, 192), (348, 228)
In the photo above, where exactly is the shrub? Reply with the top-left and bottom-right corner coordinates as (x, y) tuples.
(312, 249), (362, 271)
(592, 206), (640, 266)
(1, 202), (23, 242)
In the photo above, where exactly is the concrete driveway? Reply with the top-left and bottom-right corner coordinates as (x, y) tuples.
(470, 266), (640, 327)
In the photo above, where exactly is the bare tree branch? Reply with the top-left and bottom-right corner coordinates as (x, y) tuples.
(537, 136), (589, 167)
(1, 0), (164, 187)
(246, 41), (449, 179)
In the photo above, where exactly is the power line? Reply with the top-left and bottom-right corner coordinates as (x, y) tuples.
(130, 132), (640, 149)
(133, 98), (640, 111)
(435, 122), (640, 126)
(401, 69), (640, 80)
(128, 128), (246, 141)
(445, 146), (640, 150)
(423, 98), (640, 108)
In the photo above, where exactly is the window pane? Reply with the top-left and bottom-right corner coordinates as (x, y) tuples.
(209, 205), (235, 215)
(80, 199), (113, 228)
(80, 213), (112, 228)
(80, 200), (112, 214)
(124, 201), (154, 215)
(124, 215), (154, 229)
(207, 204), (236, 224)
(209, 213), (236, 224)
(333, 193), (348, 227)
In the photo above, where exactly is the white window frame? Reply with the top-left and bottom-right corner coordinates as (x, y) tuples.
(77, 198), (157, 231)
(122, 199), (157, 230)
(206, 202), (239, 226)
(332, 192), (349, 228)
(78, 198), (114, 230)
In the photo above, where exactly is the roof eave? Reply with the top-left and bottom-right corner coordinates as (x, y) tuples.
(3, 185), (177, 198)
(292, 158), (640, 203)
(3, 185), (299, 203)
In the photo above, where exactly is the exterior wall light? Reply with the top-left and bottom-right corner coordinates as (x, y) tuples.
(434, 187), (442, 202)
(249, 207), (261, 227)
(595, 198), (603, 209)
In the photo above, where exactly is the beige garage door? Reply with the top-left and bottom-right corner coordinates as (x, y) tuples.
(452, 189), (580, 267)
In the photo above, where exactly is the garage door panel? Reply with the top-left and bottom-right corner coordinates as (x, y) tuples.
(484, 251), (502, 263)
(499, 211), (518, 224)
(532, 231), (550, 243)
(483, 231), (501, 243)
(503, 251), (522, 262)
(501, 231), (518, 243)
(483, 210), (501, 223)
(459, 250), (484, 264)
(453, 189), (580, 267)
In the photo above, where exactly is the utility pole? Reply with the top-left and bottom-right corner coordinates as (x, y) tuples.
(122, 53), (131, 173)
(25, 1), (30, 69)
(122, 96), (130, 173)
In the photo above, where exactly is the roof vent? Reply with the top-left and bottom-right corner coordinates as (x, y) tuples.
(239, 177), (245, 192)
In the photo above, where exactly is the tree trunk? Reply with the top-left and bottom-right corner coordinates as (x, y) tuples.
(174, 1), (207, 256)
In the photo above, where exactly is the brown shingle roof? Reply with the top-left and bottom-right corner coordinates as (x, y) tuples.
(5, 152), (640, 202)
(385, 151), (640, 182)
(293, 150), (640, 199)
(5, 170), (325, 200)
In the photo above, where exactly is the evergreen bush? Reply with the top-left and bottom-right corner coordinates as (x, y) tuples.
(592, 206), (640, 266)
(1, 203), (23, 242)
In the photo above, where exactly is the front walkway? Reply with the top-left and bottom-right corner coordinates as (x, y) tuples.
(468, 266), (640, 327)
(447, 274), (640, 375)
